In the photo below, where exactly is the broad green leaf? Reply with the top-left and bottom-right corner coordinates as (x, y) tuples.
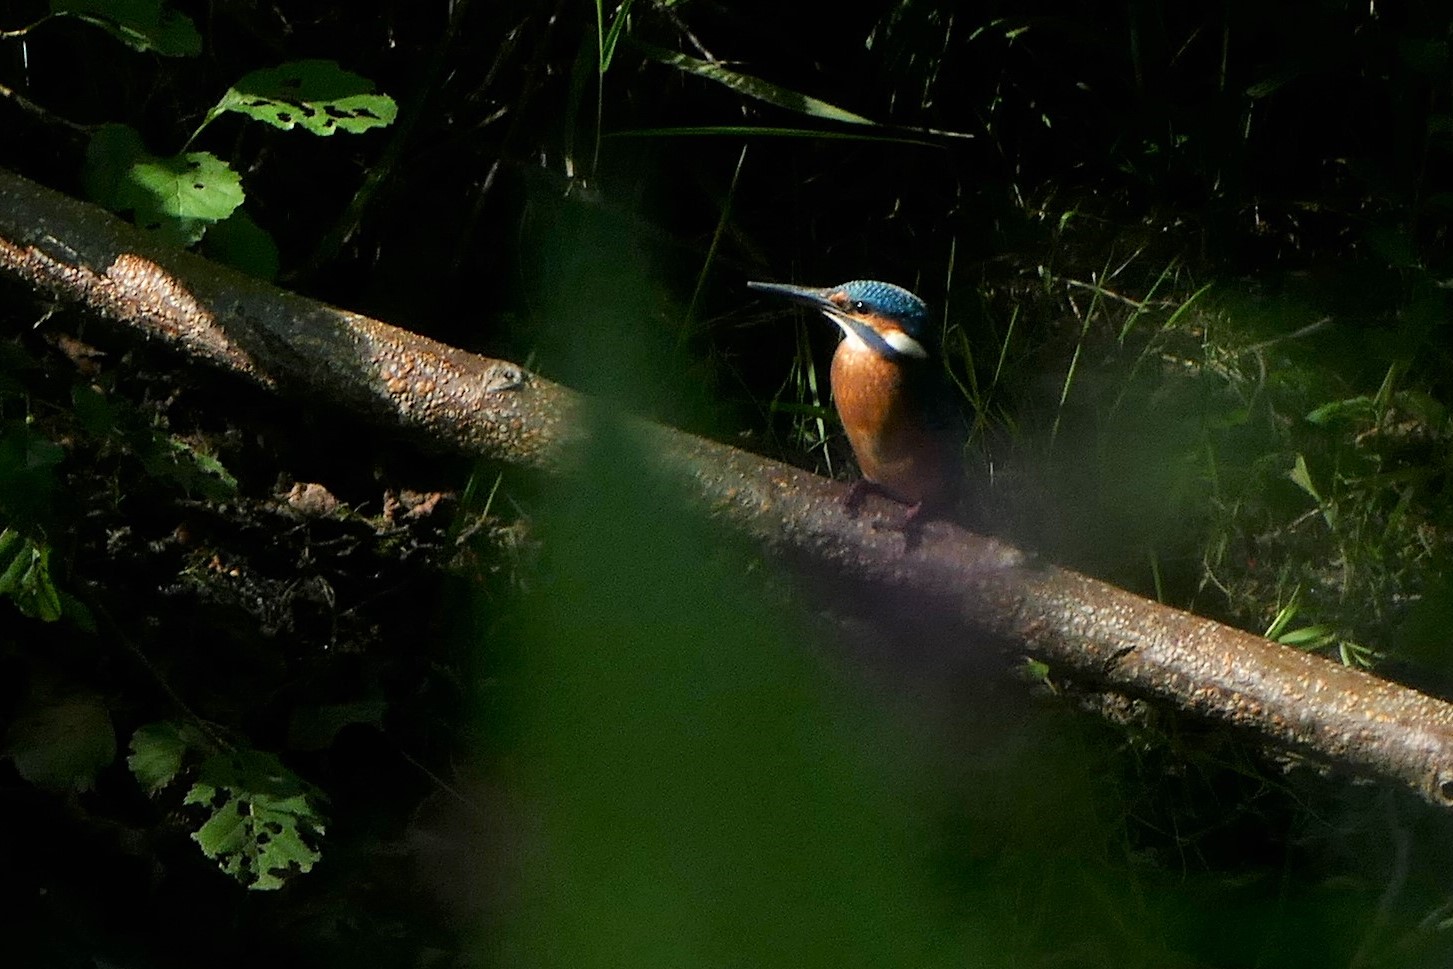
(58, 591), (96, 631)
(83, 124), (147, 212)
(1396, 389), (1447, 427)
(1366, 225), (1419, 269)
(201, 209), (280, 280)
(0, 529), (63, 621)
(51, 0), (201, 56)
(127, 721), (196, 793)
(637, 43), (878, 126)
(1399, 38), (1449, 76)
(71, 383), (119, 437)
(0, 422), (63, 529)
(71, 382), (238, 499)
(85, 124), (244, 246)
(184, 750), (326, 890)
(287, 698), (387, 751)
(213, 60), (398, 136)
(0, 528), (25, 589)
(134, 435), (239, 501)
(5, 693), (116, 793)
(22, 542), (61, 620)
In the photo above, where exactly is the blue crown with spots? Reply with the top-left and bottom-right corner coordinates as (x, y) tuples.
(839, 280), (929, 339)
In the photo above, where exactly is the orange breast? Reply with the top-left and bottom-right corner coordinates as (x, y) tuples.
(830, 341), (957, 507)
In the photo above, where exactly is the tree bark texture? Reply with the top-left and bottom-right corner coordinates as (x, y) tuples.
(4, 167), (1453, 807)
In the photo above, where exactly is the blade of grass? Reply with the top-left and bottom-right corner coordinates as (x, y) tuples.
(683, 144), (748, 340)
(1110, 278), (1212, 417)
(605, 125), (940, 149)
(636, 42), (878, 126)
(634, 43), (974, 140)
(1050, 252), (1114, 449)
(597, 0), (637, 74)
(591, 0), (639, 174)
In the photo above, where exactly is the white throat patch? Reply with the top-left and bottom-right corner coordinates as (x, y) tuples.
(825, 312), (870, 349)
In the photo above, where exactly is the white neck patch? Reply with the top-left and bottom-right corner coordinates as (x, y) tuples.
(822, 310), (928, 360)
(881, 328), (929, 359)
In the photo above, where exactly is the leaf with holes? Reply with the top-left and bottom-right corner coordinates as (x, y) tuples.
(213, 60), (398, 137)
(51, 0), (201, 56)
(183, 750), (327, 890)
(85, 125), (243, 246)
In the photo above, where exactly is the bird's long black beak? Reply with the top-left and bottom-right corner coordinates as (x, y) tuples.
(747, 280), (836, 310)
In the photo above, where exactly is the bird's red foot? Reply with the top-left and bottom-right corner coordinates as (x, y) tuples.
(899, 500), (930, 550)
(843, 479), (890, 517)
(843, 480), (933, 548)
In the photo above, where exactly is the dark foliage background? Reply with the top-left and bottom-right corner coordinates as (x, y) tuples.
(4, 1), (1453, 967)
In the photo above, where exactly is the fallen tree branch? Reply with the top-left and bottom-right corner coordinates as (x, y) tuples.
(4, 166), (1453, 807)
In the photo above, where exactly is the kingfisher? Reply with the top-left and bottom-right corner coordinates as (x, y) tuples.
(748, 278), (962, 528)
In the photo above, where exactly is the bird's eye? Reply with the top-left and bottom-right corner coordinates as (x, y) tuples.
(851, 300), (868, 313)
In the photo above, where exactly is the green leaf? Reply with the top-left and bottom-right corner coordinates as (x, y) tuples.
(0, 423), (65, 472)
(0, 529), (64, 621)
(1396, 389), (1447, 427)
(1287, 454), (1322, 503)
(85, 124), (244, 245)
(1246, 65), (1303, 99)
(52, 0), (201, 56)
(1015, 657), (1053, 685)
(148, 436), (239, 501)
(1288, 454), (1338, 529)
(597, 0), (638, 73)
(1277, 625), (1335, 648)
(71, 382), (120, 437)
(1365, 225), (1419, 270)
(4, 692), (116, 793)
(0, 527), (26, 589)
(0, 421), (63, 529)
(23, 542), (61, 620)
(1338, 640), (1378, 668)
(127, 720), (200, 794)
(58, 591), (96, 632)
(637, 43), (878, 126)
(1263, 591), (1301, 640)
(201, 208), (281, 281)
(184, 750), (327, 890)
(287, 697), (388, 751)
(70, 382), (240, 500)
(1399, 38), (1449, 76)
(1305, 395), (1374, 425)
(213, 60), (399, 136)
